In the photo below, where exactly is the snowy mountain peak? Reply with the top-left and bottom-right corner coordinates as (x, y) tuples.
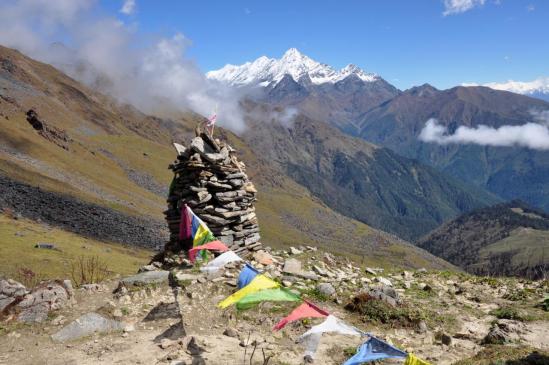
(207, 48), (378, 87)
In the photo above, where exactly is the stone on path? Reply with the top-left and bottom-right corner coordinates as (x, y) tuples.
(0, 279), (28, 312)
(121, 270), (170, 287)
(51, 312), (124, 342)
(4, 280), (73, 323)
(316, 283), (336, 297)
(282, 258), (302, 275)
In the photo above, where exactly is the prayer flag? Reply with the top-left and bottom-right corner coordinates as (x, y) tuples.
(218, 274), (279, 308)
(273, 301), (329, 331)
(236, 288), (301, 310)
(237, 263), (259, 289)
(185, 206), (216, 247)
(298, 315), (363, 361)
(343, 337), (407, 364)
(404, 354), (432, 365)
(179, 204), (192, 241)
(200, 251), (242, 273)
(299, 315), (363, 339)
(188, 240), (229, 263)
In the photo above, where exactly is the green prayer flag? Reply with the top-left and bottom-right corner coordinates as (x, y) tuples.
(236, 288), (301, 310)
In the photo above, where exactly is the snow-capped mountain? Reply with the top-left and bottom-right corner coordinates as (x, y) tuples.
(463, 77), (549, 101)
(207, 48), (379, 87)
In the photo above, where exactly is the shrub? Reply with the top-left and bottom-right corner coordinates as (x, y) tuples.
(14, 266), (45, 288)
(345, 293), (424, 327)
(70, 255), (109, 286)
(302, 287), (330, 302)
(540, 297), (549, 312)
(504, 289), (534, 301)
(491, 306), (528, 321)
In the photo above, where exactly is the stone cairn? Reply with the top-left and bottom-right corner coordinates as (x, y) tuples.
(164, 131), (262, 258)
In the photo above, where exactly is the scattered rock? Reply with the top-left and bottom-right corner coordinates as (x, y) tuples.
(80, 283), (103, 292)
(253, 250), (273, 265)
(34, 243), (56, 250)
(160, 338), (178, 349)
(51, 313), (124, 342)
(9, 280), (73, 323)
(282, 258), (302, 275)
(138, 264), (159, 273)
(440, 333), (452, 346)
(316, 283), (336, 297)
(375, 277), (392, 287)
(312, 265), (327, 276)
(0, 279), (28, 312)
(288, 246), (302, 255)
(121, 271), (170, 287)
(223, 327), (240, 338)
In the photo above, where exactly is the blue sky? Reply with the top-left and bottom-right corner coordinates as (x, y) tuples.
(106, 1), (547, 90)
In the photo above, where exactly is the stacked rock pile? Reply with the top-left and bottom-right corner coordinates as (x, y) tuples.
(164, 132), (261, 257)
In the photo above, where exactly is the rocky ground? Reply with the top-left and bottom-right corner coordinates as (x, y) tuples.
(1, 246), (548, 365)
(0, 174), (168, 249)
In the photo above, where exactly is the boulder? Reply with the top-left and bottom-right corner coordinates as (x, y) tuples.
(316, 283), (336, 297)
(0, 279), (28, 312)
(375, 277), (393, 287)
(282, 258), (302, 275)
(9, 280), (72, 323)
(223, 327), (240, 338)
(121, 270), (170, 287)
(289, 246), (302, 255)
(253, 250), (273, 265)
(51, 313), (125, 342)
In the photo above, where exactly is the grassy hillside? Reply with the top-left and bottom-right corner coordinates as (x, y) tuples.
(0, 45), (453, 271)
(417, 201), (549, 278)
(0, 214), (151, 284)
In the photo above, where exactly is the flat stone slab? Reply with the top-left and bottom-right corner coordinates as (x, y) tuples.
(51, 313), (124, 342)
(121, 270), (170, 286)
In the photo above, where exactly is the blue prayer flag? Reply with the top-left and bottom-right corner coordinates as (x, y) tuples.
(237, 264), (259, 289)
(343, 337), (407, 364)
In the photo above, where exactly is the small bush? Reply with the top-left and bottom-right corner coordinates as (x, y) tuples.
(343, 346), (357, 357)
(2, 207), (16, 219)
(302, 287), (330, 302)
(345, 293), (424, 327)
(14, 266), (45, 288)
(491, 306), (528, 321)
(70, 255), (109, 286)
(540, 297), (549, 312)
(504, 289), (534, 301)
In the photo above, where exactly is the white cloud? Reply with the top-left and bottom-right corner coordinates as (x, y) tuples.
(443, 0), (486, 16)
(527, 4), (535, 12)
(0, 0), (247, 132)
(120, 0), (136, 15)
(419, 113), (549, 150)
(464, 77), (549, 95)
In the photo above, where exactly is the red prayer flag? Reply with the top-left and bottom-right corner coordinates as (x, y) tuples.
(273, 300), (329, 331)
(179, 204), (191, 241)
(188, 240), (229, 262)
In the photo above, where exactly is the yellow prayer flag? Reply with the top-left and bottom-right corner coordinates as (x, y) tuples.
(217, 274), (279, 308)
(193, 223), (215, 246)
(404, 354), (432, 365)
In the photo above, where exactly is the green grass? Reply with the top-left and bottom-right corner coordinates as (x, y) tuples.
(301, 287), (330, 302)
(0, 214), (151, 284)
(478, 228), (549, 270)
(490, 307), (532, 322)
(345, 293), (425, 328)
(453, 345), (549, 365)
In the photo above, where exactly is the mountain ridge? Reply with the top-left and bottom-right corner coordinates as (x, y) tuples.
(207, 48), (380, 87)
(417, 200), (549, 279)
(0, 44), (451, 269)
